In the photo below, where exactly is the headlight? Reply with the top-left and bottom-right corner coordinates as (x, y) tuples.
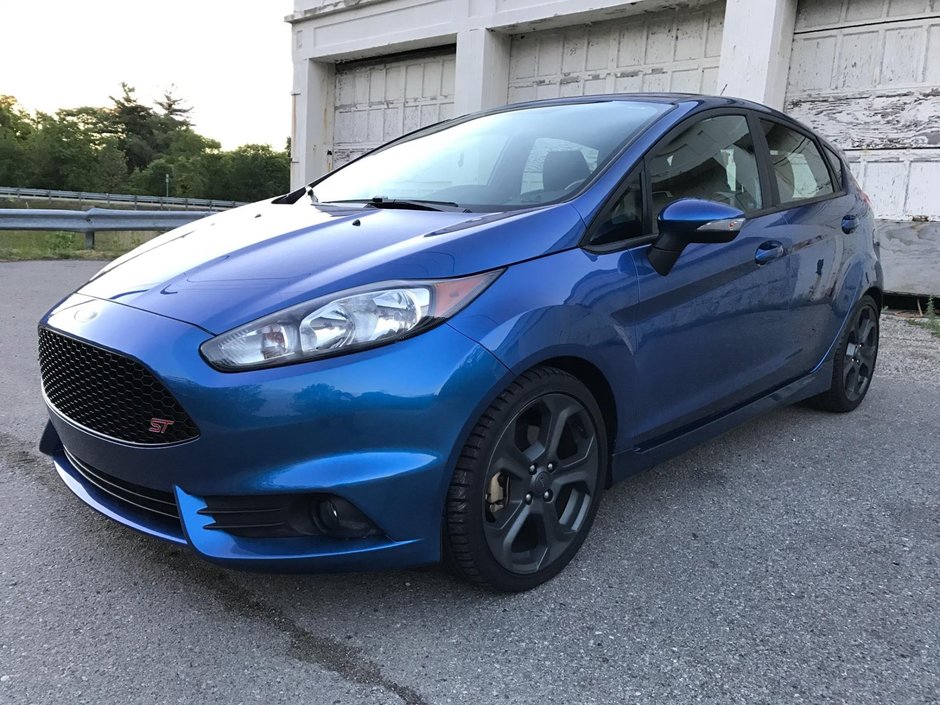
(200, 270), (501, 371)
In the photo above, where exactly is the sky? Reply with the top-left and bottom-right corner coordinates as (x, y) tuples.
(1, 0), (293, 149)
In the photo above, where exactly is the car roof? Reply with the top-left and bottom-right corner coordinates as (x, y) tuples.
(481, 92), (831, 149)
(492, 92), (781, 116)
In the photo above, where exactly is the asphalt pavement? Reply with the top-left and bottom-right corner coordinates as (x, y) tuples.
(1, 260), (937, 705)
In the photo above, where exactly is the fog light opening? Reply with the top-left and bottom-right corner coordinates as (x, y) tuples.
(313, 496), (381, 538)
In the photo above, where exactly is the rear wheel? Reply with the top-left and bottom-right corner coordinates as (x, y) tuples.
(444, 366), (607, 592)
(806, 295), (879, 413)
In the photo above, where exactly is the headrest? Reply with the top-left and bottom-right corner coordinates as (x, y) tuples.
(542, 150), (590, 191)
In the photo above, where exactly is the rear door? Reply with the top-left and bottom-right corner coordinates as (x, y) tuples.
(755, 118), (853, 374)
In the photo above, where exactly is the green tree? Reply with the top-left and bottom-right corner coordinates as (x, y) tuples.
(107, 83), (159, 172)
(26, 110), (108, 191)
(1, 86), (290, 200)
(214, 144), (290, 202)
(0, 95), (34, 185)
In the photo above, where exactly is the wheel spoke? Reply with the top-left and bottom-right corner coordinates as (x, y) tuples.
(540, 395), (580, 462)
(859, 343), (877, 366)
(556, 432), (597, 476)
(858, 316), (875, 346)
(532, 501), (573, 569)
(484, 502), (530, 566)
(843, 360), (857, 387)
(485, 497), (525, 533)
(492, 439), (535, 482)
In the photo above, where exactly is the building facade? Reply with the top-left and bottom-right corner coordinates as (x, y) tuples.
(287, 0), (940, 294)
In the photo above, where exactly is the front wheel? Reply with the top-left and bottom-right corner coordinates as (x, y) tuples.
(444, 366), (607, 592)
(806, 294), (880, 413)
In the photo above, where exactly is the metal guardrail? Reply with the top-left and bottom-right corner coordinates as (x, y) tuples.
(0, 208), (214, 249)
(0, 186), (244, 211)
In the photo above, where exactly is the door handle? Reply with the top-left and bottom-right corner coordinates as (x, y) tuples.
(842, 215), (858, 234)
(755, 240), (785, 266)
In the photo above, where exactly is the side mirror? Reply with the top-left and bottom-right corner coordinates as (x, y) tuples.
(648, 199), (745, 276)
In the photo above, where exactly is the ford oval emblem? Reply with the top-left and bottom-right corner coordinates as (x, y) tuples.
(73, 305), (100, 323)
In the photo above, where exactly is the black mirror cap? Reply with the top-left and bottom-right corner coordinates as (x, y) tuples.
(648, 199), (746, 275)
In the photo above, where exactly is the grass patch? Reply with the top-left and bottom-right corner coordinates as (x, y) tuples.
(0, 230), (156, 261)
(917, 296), (940, 339)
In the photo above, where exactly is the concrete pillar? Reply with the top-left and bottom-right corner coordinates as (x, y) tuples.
(291, 59), (335, 188)
(716, 0), (798, 109)
(454, 28), (511, 117)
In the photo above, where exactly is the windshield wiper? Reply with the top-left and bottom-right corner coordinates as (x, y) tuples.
(321, 197), (469, 212)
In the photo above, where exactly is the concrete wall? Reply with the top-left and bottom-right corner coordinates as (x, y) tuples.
(288, 0), (798, 183)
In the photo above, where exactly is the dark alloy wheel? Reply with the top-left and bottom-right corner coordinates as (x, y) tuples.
(806, 294), (880, 413)
(445, 366), (607, 592)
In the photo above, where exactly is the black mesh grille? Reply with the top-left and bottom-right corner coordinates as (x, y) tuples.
(39, 327), (200, 445)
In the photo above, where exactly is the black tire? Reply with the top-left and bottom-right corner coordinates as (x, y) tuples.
(805, 295), (880, 413)
(444, 366), (607, 592)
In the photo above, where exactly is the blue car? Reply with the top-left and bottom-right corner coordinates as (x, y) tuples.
(38, 94), (882, 591)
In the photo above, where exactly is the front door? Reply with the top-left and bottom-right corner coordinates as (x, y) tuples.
(626, 113), (800, 445)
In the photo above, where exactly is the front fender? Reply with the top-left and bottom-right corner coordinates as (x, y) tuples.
(448, 248), (640, 453)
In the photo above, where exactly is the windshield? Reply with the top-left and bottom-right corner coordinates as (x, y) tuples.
(311, 101), (670, 212)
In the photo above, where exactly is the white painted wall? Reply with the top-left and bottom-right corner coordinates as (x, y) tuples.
(506, 3), (725, 102)
(715, 0), (797, 107)
(784, 0), (940, 221)
(332, 50), (456, 166)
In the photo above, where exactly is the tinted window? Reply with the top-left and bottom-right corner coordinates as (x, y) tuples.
(824, 146), (845, 191)
(647, 115), (763, 217)
(311, 101), (670, 211)
(761, 120), (834, 204)
(592, 172), (643, 246)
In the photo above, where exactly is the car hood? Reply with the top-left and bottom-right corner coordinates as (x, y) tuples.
(77, 199), (586, 333)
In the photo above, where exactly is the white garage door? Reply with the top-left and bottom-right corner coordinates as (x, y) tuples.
(785, 0), (940, 221)
(507, 3), (725, 103)
(332, 49), (456, 167)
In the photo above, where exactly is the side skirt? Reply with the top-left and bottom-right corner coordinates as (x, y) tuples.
(610, 360), (833, 483)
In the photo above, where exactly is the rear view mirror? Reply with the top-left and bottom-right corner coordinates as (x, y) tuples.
(648, 199), (745, 276)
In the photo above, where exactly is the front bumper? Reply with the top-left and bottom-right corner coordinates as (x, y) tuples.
(40, 295), (509, 571)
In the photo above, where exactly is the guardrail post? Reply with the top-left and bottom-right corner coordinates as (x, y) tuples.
(84, 230), (95, 250)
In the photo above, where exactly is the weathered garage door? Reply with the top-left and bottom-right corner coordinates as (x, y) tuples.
(507, 3), (725, 102)
(332, 48), (456, 167)
(785, 0), (940, 222)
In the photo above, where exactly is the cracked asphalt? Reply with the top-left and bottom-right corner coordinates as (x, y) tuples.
(1, 260), (938, 705)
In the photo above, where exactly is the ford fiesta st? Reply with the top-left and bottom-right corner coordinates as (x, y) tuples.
(38, 94), (882, 591)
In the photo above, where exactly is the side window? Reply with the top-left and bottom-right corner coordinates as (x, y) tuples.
(647, 115), (763, 218)
(824, 146), (845, 191)
(522, 137), (599, 196)
(761, 120), (834, 204)
(592, 172), (643, 246)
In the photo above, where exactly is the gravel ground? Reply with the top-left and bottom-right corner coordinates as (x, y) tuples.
(0, 261), (937, 705)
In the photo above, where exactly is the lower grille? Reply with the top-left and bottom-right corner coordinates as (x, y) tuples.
(199, 495), (320, 538)
(66, 450), (179, 520)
